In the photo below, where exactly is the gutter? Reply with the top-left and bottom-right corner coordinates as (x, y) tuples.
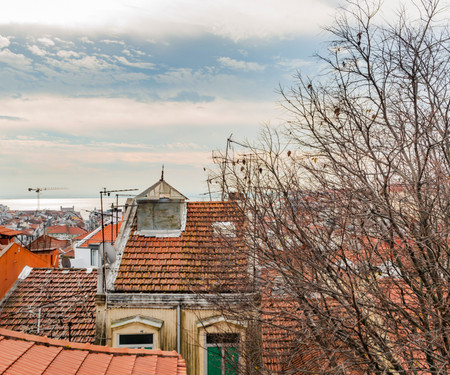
(177, 304), (181, 353)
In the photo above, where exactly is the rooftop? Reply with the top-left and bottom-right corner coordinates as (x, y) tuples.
(0, 268), (97, 343)
(113, 201), (249, 293)
(0, 327), (187, 375)
(28, 235), (72, 255)
(76, 222), (122, 248)
(0, 226), (24, 237)
(47, 225), (87, 236)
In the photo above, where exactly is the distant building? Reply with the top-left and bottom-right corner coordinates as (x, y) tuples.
(72, 222), (122, 268)
(0, 226), (24, 247)
(28, 234), (74, 266)
(46, 225), (87, 241)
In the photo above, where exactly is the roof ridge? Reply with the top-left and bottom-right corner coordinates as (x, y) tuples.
(0, 328), (180, 356)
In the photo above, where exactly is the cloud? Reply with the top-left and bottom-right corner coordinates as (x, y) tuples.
(0, 49), (32, 69)
(28, 44), (47, 56)
(275, 58), (312, 71)
(45, 55), (113, 71)
(38, 37), (54, 46)
(0, 35), (10, 48)
(101, 39), (125, 45)
(115, 55), (155, 70)
(132, 49), (146, 56)
(56, 50), (81, 58)
(217, 57), (265, 72)
(0, 115), (24, 121)
(0, 96), (278, 134)
(79, 36), (94, 44)
(169, 91), (215, 103)
(54, 37), (74, 46)
(0, 137), (211, 170)
(0, 0), (338, 42)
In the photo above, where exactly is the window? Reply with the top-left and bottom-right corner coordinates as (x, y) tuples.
(118, 333), (153, 349)
(206, 333), (239, 375)
(90, 248), (98, 267)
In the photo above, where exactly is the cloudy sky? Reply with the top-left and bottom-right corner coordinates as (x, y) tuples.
(0, 0), (413, 199)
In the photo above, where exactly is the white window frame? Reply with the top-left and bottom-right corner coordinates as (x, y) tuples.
(90, 248), (99, 267)
(117, 333), (154, 349)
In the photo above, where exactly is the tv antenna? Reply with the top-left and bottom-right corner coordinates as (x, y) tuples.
(28, 187), (67, 211)
(99, 188), (138, 293)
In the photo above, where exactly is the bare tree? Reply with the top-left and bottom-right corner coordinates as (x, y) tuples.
(209, 0), (450, 373)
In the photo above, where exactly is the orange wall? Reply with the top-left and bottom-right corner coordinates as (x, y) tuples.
(0, 243), (58, 299)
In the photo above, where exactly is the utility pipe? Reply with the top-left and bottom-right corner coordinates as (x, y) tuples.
(177, 304), (181, 353)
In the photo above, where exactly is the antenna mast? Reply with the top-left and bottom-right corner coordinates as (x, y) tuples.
(99, 187), (138, 293)
(28, 187), (67, 211)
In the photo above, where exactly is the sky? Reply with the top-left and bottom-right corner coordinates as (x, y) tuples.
(0, 0), (434, 199)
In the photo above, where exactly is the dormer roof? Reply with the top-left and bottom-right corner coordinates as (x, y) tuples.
(136, 179), (187, 202)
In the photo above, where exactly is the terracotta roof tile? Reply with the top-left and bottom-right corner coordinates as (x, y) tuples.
(0, 328), (186, 375)
(77, 222), (122, 248)
(28, 235), (72, 254)
(0, 226), (24, 237)
(114, 201), (249, 293)
(47, 226), (87, 236)
(0, 268), (97, 343)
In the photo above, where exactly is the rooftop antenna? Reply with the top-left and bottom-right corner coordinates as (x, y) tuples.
(99, 187), (138, 294)
(160, 165), (165, 181)
(221, 135), (232, 201)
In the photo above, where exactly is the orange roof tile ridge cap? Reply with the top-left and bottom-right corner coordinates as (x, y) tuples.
(0, 328), (66, 346)
(12, 335), (172, 356)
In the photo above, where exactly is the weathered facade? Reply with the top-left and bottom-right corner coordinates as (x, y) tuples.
(97, 177), (251, 375)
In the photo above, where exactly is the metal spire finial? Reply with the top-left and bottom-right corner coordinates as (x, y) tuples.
(160, 165), (164, 181)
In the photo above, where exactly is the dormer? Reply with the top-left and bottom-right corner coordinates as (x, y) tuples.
(135, 176), (188, 237)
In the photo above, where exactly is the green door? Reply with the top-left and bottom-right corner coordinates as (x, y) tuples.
(208, 346), (222, 375)
(224, 346), (238, 375)
(207, 346), (239, 375)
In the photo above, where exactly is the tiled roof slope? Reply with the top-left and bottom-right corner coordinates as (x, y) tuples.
(0, 328), (187, 375)
(47, 225), (87, 235)
(262, 297), (302, 374)
(0, 268), (97, 343)
(114, 201), (248, 293)
(28, 235), (72, 253)
(0, 226), (24, 237)
(76, 222), (122, 248)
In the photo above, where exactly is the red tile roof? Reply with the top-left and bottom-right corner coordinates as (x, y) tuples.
(0, 226), (24, 237)
(0, 328), (186, 375)
(28, 235), (72, 254)
(261, 297), (302, 374)
(77, 222), (122, 248)
(47, 225), (87, 236)
(0, 268), (97, 343)
(114, 201), (248, 293)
